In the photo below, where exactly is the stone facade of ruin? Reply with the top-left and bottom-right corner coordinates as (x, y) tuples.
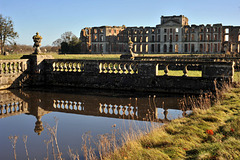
(80, 15), (240, 54)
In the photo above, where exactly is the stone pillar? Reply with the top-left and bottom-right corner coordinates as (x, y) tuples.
(202, 62), (235, 82)
(138, 61), (157, 78)
(21, 54), (54, 85)
(21, 33), (54, 85)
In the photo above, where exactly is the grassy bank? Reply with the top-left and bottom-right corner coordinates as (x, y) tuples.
(100, 84), (240, 159)
(0, 53), (122, 60)
(0, 53), (219, 60)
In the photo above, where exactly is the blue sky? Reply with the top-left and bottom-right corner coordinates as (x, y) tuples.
(1, 0), (240, 46)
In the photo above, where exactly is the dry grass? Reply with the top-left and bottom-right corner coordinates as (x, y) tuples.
(93, 82), (240, 159)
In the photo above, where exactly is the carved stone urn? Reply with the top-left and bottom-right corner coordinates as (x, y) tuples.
(32, 32), (42, 54)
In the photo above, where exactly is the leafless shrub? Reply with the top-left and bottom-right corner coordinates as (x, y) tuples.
(8, 135), (18, 160)
(23, 135), (29, 160)
(44, 138), (52, 160)
(81, 132), (97, 160)
(68, 146), (80, 160)
(44, 117), (62, 160)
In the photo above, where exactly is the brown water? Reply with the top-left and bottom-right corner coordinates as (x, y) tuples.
(0, 88), (190, 159)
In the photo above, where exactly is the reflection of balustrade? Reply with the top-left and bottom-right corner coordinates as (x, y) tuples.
(0, 59), (28, 74)
(52, 61), (85, 72)
(0, 101), (26, 116)
(99, 62), (138, 74)
(53, 100), (84, 111)
(99, 103), (137, 117)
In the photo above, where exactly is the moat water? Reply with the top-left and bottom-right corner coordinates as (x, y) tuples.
(0, 88), (191, 159)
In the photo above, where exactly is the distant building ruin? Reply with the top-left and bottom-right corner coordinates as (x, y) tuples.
(80, 15), (240, 54)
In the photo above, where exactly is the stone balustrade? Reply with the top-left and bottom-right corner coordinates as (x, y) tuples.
(135, 56), (240, 70)
(0, 59), (28, 74)
(99, 61), (138, 74)
(0, 101), (28, 119)
(0, 57), (235, 93)
(0, 59), (30, 89)
(53, 100), (84, 111)
(44, 59), (234, 94)
(52, 60), (85, 72)
(99, 103), (137, 117)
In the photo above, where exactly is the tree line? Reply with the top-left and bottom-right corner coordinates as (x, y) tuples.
(1, 14), (82, 55)
(52, 31), (82, 54)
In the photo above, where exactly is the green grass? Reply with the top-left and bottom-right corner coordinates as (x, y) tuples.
(100, 76), (240, 159)
(52, 53), (121, 60)
(0, 52), (121, 60)
(0, 52), (220, 60)
(158, 70), (202, 77)
(0, 53), (30, 60)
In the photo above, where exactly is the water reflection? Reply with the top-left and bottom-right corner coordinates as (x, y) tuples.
(0, 88), (190, 159)
(0, 89), (190, 135)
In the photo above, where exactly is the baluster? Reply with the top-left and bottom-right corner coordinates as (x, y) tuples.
(72, 63), (76, 72)
(116, 63), (121, 74)
(56, 62), (60, 71)
(164, 64), (169, 76)
(112, 63), (117, 73)
(117, 106), (121, 115)
(132, 63), (138, 74)
(99, 63), (103, 73)
(113, 105), (118, 115)
(12, 62), (16, 73)
(9, 62), (12, 73)
(6, 105), (10, 114)
(72, 102), (76, 110)
(64, 62), (68, 72)
(109, 63), (113, 73)
(76, 63), (80, 72)
(107, 105), (111, 114)
(19, 62), (23, 72)
(119, 63), (126, 74)
(99, 103), (103, 113)
(9, 103), (13, 113)
(3, 62), (7, 73)
(0, 62), (2, 74)
(68, 63), (72, 72)
(15, 62), (19, 73)
(129, 106), (134, 116)
(183, 65), (188, 77)
(60, 100), (64, 109)
(64, 101), (68, 109)
(163, 109), (169, 121)
(80, 62), (84, 72)
(77, 102), (81, 110)
(103, 104), (107, 114)
(0, 106), (2, 115)
(59, 62), (64, 71)
(53, 100), (57, 108)
(125, 63), (130, 74)
(14, 103), (18, 113)
(122, 106), (126, 116)
(102, 63), (107, 73)
(106, 63), (111, 73)
(19, 102), (24, 112)
(52, 62), (56, 71)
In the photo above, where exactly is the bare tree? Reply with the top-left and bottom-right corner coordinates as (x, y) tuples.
(0, 14), (18, 55)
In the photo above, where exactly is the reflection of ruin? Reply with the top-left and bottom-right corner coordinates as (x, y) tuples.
(0, 89), (188, 135)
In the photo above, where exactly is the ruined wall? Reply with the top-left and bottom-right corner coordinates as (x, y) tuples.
(79, 15), (240, 54)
